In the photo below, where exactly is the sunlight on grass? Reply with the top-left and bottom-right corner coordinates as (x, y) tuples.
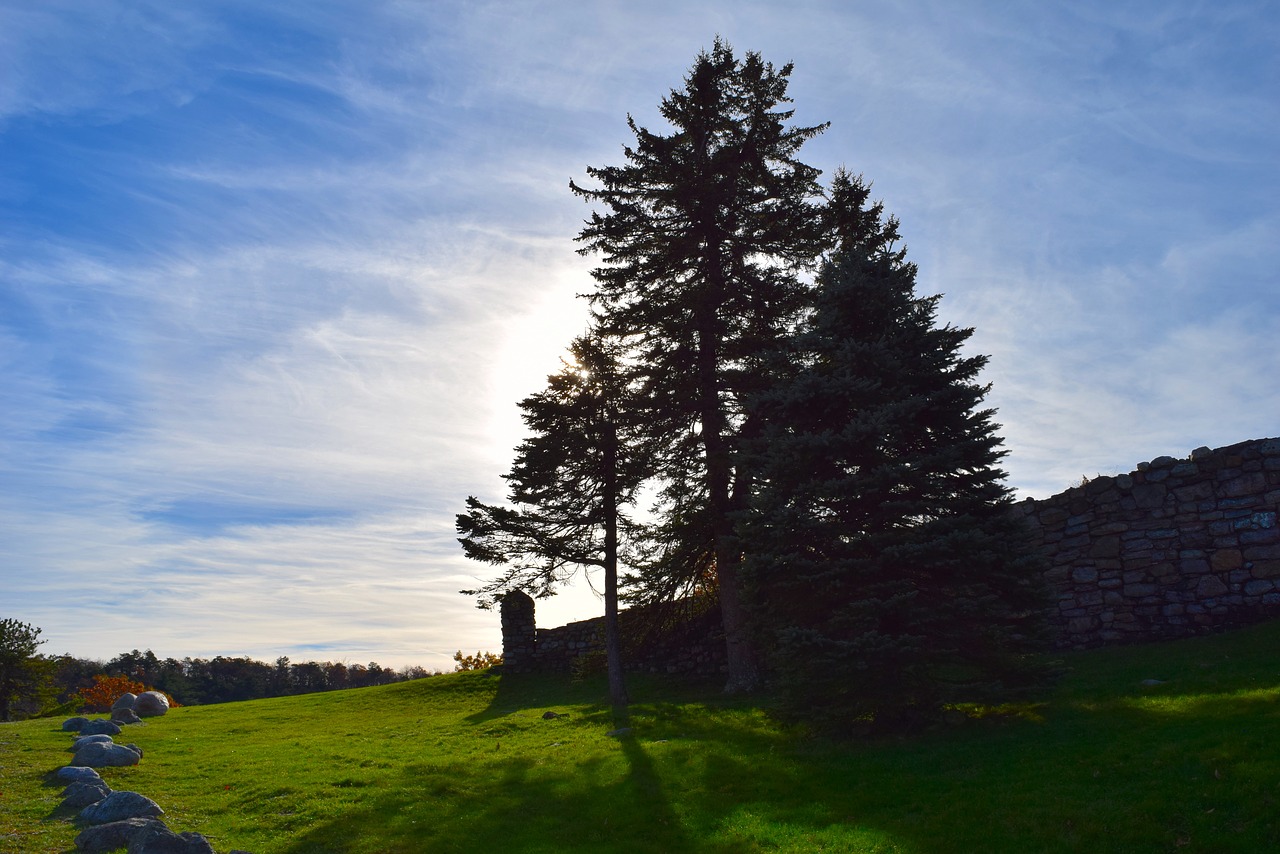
(719, 808), (907, 853)
(1120, 685), (1280, 716)
(4, 623), (1280, 852)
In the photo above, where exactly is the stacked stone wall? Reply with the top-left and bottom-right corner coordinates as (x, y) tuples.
(502, 437), (1280, 671)
(1020, 437), (1280, 648)
(500, 597), (725, 677)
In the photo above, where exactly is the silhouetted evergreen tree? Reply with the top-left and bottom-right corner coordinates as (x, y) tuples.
(744, 172), (1047, 730)
(571, 38), (828, 692)
(458, 333), (646, 709)
(0, 619), (54, 721)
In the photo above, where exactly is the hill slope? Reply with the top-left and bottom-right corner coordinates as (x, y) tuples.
(3, 622), (1280, 852)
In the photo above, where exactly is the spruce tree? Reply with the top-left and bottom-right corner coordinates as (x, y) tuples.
(745, 172), (1047, 730)
(457, 333), (642, 709)
(0, 618), (53, 721)
(571, 39), (827, 692)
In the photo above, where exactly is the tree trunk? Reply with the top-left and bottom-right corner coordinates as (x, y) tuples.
(696, 303), (759, 693)
(716, 553), (759, 693)
(602, 418), (629, 710)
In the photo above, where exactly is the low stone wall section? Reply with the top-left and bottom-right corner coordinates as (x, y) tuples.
(500, 592), (725, 676)
(503, 437), (1280, 670)
(1018, 437), (1280, 648)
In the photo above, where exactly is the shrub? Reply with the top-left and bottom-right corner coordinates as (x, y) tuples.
(453, 651), (502, 672)
(77, 674), (181, 712)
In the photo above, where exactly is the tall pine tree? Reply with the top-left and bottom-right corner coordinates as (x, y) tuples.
(457, 333), (642, 709)
(745, 172), (1047, 730)
(571, 39), (827, 691)
(0, 619), (53, 721)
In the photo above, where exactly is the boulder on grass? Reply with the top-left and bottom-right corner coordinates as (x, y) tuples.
(63, 716), (90, 732)
(80, 719), (123, 736)
(111, 692), (137, 711)
(128, 821), (216, 853)
(112, 707), (142, 725)
(72, 741), (142, 768)
(63, 780), (112, 809)
(56, 766), (104, 784)
(74, 817), (166, 853)
(134, 691), (170, 717)
(71, 734), (115, 751)
(79, 790), (164, 824)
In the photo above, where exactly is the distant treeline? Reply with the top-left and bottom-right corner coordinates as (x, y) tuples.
(49, 649), (442, 707)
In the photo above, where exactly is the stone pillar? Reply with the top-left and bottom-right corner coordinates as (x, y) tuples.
(499, 590), (537, 673)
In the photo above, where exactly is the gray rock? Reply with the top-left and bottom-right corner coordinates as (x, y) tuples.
(124, 743), (145, 759)
(72, 741), (142, 768)
(112, 707), (143, 725)
(112, 692), (138, 711)
(63, 716), (90, 732)
(606, 727), (633, 738)
(63, 780), (112, 808)
(80, 791), (164, 824)
(81, 719), (123, 736)
(74, 818), (167, 853)
(127, 822), (216, 853)
(56, 766), (104, 784)
(72, 734), (115, 750)
(134, 691), (170, 717)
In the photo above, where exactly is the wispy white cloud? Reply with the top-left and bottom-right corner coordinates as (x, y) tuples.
(2, 0), (1276, 668)
(0, 1), (215, 123)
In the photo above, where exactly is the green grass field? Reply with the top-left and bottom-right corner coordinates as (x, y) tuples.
(3, 621), (1279, 853)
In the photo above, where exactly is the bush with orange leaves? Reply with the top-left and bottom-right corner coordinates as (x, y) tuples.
(77, 674), (181, 712)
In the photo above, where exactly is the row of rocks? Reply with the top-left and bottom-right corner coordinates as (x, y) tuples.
(59, 708), (248, 853)
(61, 690), (172, 739)
(110, 690), (171, 725)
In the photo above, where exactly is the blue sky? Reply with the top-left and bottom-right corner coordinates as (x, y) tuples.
(3, 0), (1277, 670)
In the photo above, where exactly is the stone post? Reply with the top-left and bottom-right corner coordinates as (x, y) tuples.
(499, 590), (537, 673)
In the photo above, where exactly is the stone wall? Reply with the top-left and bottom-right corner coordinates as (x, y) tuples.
(501, 436), (1280, 671)
(500, 595), (726, 677)
(1018, 436), (1280, 649)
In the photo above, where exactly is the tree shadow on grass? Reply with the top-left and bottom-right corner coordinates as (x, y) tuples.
(274, 693), (919, 854)
(265, 625), (1280, 853)
(463, 671), (600, 725)
(245, 675), (1279, 853)
(275, 734), (698, 853)
(463, 669), (724, 724)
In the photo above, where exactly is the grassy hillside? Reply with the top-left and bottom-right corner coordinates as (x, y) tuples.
(3, 621), (1279, 853)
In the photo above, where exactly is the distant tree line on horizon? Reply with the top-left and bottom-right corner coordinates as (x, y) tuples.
(2, 614), (504, 720)
(42, 648), (442, 711)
